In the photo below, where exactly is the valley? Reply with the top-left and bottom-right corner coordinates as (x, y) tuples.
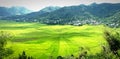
(0, 20), (106, 59)
(0, 2), (120, 59)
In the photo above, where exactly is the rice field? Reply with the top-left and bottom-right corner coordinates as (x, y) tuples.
(0, 20), (107, 59)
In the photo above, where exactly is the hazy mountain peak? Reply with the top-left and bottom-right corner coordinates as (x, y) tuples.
(0, 6), (33, 17)
(39, 6), (61, 12)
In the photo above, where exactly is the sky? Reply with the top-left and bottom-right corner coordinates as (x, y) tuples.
(0, 0), (120, 11)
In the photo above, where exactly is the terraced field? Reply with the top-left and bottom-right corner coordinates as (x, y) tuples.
(0, 20), (107, 59)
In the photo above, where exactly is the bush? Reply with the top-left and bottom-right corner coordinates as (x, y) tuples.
(104, 30), (120, 58)
(0, 31), (13, 59)
(18, 51), (33, 59)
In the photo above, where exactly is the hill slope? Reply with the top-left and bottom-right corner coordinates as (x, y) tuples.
(34, 3), (120, 26)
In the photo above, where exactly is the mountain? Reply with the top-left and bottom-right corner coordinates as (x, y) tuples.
(25, 6), (61, 18)
(40, 6), (61, 13)
(86, 3), (120, 17)
(1, 3), (120, 27)
(2, 6), (61, 22)
(104, 11), (120, 27)
(34, 3), (120, 25)
(0, 6), (32, 17)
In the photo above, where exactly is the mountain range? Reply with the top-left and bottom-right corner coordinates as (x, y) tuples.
(1, 6), (61, 22)
(0, 6), (32, 18)
(0, 3), (120, 27)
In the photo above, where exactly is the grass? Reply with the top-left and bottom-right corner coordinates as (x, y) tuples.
(0, 20), (107, 59)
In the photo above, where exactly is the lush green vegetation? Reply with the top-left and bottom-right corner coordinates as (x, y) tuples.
(0, 31), (13, 59)
(0, 20), (109, 59)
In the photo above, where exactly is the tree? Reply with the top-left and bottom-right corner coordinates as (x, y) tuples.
(0, 31), (13, 59)
(104, 30), (120, 57)
(19, 51), (27, 59)
(57, 56), (63, 59)
(19, 51), (33, 59)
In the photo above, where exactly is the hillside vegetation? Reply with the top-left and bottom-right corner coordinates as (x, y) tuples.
(1, 3), (120, 27)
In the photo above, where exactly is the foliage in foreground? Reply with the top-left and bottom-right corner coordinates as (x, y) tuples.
(103, 29), (120, 58)
(18, 51), (33, 59)
(0, 31), (13, 59)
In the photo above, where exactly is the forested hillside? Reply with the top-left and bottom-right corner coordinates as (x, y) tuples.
(1, 3), (120, 27)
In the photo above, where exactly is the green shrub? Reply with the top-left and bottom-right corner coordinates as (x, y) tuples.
(0, 31), (13, 59)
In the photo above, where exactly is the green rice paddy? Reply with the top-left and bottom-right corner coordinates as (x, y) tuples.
(0, 20), (107, 59)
